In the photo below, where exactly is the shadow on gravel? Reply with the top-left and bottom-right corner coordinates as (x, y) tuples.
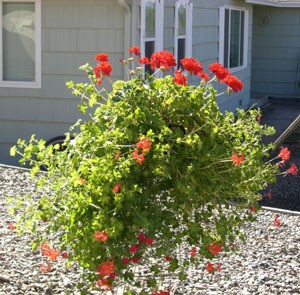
(259, 144), (300, 211)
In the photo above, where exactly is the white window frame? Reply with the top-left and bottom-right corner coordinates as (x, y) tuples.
(219, 5), (248, 72)
(140, 0), (164, 60)
(0, 0), (41, 88)
(174, 0), (193, 65)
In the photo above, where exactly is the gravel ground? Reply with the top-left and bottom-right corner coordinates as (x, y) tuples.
(1, 164), (300, 295)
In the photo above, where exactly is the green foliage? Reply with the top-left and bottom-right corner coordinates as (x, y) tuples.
(9, 52), (279, 293)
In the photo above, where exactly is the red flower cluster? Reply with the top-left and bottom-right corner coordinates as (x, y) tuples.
(230, 152), (245, 165)
(248, 205), (257, 215)
(40, 263), (52, 273)
(138, 56), (150, 65)
(180, 57), (203, 75)
(286, 163), (298, 175)
(93, 52), (112, 85)
(132, 136), (152, 164)
(113, 182), (122, 193)
(206, 261), (222, 273)
(94, 231), (109, 242)
(272, 214), (281, 227)
(97, 260), (115, 277)
(95, 53), (109, 62)
(96, 278), (111, 290)
(128, 46), (140, 56)
(122, 232), (154, 265)
(190, 246), (197, 257)
(173, 69), (188, 86)
(152, 290), (170, 295)
(7, 221), (16, 231)
(209, 63), (229, 80)
(207, 242), (223, 256)
(209, 63), (243, 93)
(222, 74), (243, 93)
(150, 50), (177, 71)
(40, 243), (60, 262)
(136, 137), (152, 151)
(132, 149), (145, 164)
(278, 147), (291, 161)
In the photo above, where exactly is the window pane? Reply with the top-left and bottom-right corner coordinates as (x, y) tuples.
(224, 9), (229, 68)
(178, 4), (186, 36)
(177, 38), (185, 68)
(145, 1), (155, 38)
(229, 10), (240, 68)
(145, 40), (155, 74)
(3, 2), (35, 81)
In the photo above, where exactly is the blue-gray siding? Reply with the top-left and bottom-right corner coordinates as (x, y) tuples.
(252, 6), (300, 99)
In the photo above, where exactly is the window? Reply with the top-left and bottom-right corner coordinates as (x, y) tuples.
(174, 0), (192, 68)
(219, 6), (248, 71)
(0, 0), (41, 88)
(141, 0), (164, 74)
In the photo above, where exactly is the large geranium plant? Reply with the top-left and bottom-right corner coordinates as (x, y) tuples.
(8, 47), (297, 294)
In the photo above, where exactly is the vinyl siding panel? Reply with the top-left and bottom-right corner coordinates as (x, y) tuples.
(0, 0), (125, 165)
(251, 5), (300, 98)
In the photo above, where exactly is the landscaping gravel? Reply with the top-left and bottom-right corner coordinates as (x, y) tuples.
(1, 164), (300, 295)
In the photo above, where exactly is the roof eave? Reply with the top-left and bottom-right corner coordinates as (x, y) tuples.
(245, 0), (300, 7)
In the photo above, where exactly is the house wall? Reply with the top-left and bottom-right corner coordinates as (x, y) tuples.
(0, 0), (253, 166)
(0, 0), (126, 166)
(191, 0), (253, 113)
(134, 0), (253, 113)
(251, 5), (300, 99)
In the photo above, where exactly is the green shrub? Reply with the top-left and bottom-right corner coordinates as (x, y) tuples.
(9, 49), (288, 293)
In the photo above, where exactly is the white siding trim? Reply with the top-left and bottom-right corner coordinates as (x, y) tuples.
(0, 0), (41, 88)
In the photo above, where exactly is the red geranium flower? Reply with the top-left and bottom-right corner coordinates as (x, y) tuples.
(286, 163), (298, 175)
(122, 257), (131, 264)
(136, 137), (152, 151)
(94, 231), (109, 242)
(40, 243), (60, 261)
(138, 56), (149, 65)
(99, 61), (112, 76)
(152, 290), (170, 295)
(278, 147), (291, 161)
(132, 149), (145, 164)
(180, 57), (203, 75)
(96, 278), (112, 290)
(248, 205), (257, 215)
(95, 53), (109, 62)
(230, 152), (245, 165)
(206, 261), (214, 273)
(113, 183), (122, 193)
(150, 50), (176, 71)
(40, 263), (52, 273)
(209, 63), (229, 80)
(144, 237), (154, 245)
(128, 46), (141, 56)
(222, 74), (243, 93)
(138, 233), (146, 242)
(97, 260), (115, 277)
(115, 150), (120, 161)
(190, 246), (197, 257)
(132, 256), (139, 264)
(272, 214), (281, 227)
(165, 256), (172, 262)
(7, 221), (16, 230)
(173, 69), (188, 86)
(207, 242), (223, 256)
(129, 245), (139, 253)
(198, 71), (210, 81)
(61, 251), (68, 258)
